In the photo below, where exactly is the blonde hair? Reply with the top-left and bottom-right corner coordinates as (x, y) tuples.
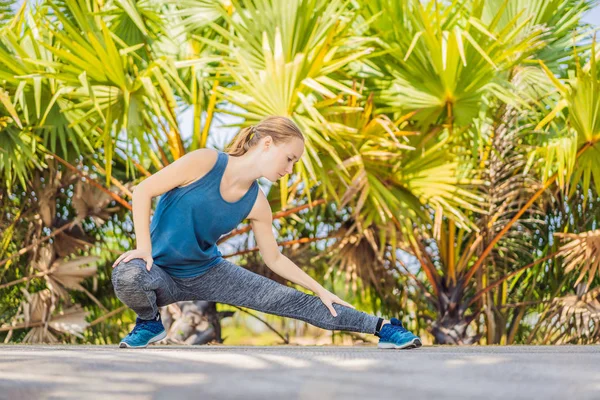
(226, 116), (304, 157)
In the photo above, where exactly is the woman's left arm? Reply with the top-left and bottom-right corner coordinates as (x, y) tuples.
(249, 191), (354, 316)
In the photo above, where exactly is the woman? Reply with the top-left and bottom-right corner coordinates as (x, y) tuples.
(111, 116), (421, 349)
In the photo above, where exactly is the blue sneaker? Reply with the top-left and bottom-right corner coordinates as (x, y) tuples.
(376, 317), (422, 349)
(119, 312), (166, 349)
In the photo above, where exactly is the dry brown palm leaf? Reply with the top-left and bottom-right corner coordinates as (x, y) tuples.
(324, 222), (397, 296)
(34, 245), (102, 308)
(22, 324), (60, 344)
(20, 288), (57, 344)
(19, 288), (90, 343)
(545, 286), (600, 343)
(51, 256), (99, 291)
(555, 286), (600, 315)
(555, 230), (600, 289)
(31, 164), (62, 227)
(29, 166), (93, 256)
(34, 246), (66, 298)
(31, 162), (78, 226)
(52, 226), (93, 257)
(22, 288), (54, 326)
(72, 180), (119, 225)
(47, 304), (90, 338)
(34, 246), (98, 295)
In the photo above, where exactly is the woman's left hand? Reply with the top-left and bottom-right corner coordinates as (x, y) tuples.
(317, 288), (355, 317)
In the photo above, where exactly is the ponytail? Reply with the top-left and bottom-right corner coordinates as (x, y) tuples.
(226, 116), (304, 156)
(227, 126), (257, 157)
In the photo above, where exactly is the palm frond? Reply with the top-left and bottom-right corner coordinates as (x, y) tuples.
(555, 229), (600, 290)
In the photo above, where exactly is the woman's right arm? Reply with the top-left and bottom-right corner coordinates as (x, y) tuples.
(112, 148), (217, 270)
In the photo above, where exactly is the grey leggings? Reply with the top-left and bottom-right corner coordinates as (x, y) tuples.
(111, 258), (380, 334)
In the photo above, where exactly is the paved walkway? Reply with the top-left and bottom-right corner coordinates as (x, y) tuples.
(1, 344), (599, 399)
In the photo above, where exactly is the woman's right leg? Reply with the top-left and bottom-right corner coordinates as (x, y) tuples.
(111, 258), (183, 320)
(173, 259), (381, 334)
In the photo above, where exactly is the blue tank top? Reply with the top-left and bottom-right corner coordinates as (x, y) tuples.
(149, 150), (260, 278)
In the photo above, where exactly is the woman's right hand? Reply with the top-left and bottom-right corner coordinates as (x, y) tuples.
(112, 249), (154, 271)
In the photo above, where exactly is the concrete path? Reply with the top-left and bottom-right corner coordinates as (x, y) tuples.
(1, 344), (599, 400)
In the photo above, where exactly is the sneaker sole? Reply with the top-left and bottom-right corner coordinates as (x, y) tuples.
(378, 338), (422, 349)
(119, 330), (167, 349)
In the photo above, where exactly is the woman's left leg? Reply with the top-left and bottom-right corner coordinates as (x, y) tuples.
(173, 258), (381, 334)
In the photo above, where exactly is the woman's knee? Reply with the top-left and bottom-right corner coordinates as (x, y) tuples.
(111, 258), (148, 293)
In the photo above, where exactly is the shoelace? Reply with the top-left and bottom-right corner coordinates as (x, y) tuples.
(391, 325), (409, 334)
(129, 319), (156, 336)
(129, 324), (145, 336)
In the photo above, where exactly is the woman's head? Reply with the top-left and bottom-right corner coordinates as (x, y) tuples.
(226, 116), (305, 182)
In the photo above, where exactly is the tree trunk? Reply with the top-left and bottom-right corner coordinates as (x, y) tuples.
(159, 301), (234, 345)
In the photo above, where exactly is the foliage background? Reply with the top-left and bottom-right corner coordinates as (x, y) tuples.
(1, 0), (600, 346)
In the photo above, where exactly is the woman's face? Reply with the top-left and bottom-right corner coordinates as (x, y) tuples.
(261, 136), (305, 182)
